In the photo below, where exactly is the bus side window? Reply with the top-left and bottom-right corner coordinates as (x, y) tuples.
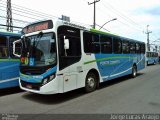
(140, 43), (145, 54)
(0, 36), (8, 58)
(122, 40), (130, 54)
(136, 43), (141, 54)
(92, 34), (100, 53)
(83, 32), (100, 53)
(113, 37), (122, 54)
(130, 42), (136, 54)
(100, 35), (112, 53)
(83, 32), (92, 53)
(146, 52), (149, 57)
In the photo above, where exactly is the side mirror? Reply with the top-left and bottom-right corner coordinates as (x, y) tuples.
(64, 36), (69, 50)
(64, 36), (69, 56)
(13, 39), (21, 57)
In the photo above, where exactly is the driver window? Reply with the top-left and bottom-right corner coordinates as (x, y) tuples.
(0, 36), (8, 58)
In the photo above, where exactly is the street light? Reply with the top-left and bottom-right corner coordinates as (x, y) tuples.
(99, 18), (117, 30)
(96, 24), (110, 32)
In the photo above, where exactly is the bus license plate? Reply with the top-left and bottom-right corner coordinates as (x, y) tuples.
(26, 84), (32, 89)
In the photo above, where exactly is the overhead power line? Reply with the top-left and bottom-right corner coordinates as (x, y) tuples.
(101, 1), (144, 30)
(95, 5), (143, 32)
(85, 0), (147, 33)
(0, 24), (23, 29)
(0, 15), (30, 23)
(0, 0), (58, 19)
(0, 5), (50, 20)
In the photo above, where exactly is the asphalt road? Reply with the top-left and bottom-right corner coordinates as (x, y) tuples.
(0, 64), (160, 119)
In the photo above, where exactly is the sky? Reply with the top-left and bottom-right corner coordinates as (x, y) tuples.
(1, 0), (160, 48)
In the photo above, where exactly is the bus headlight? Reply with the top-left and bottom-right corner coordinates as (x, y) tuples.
(42, 78), (48, 85)
(42, 73), (55, 86)
(50, 74), (55, 80)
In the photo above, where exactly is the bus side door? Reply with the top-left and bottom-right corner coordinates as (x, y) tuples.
(58, 26), (81, 92)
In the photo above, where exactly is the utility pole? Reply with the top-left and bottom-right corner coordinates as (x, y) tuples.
(145, 25), (152, 51)
(88, 0), (100, 29)
(6, 0), (13, 32)
(155, 46), (158, 52)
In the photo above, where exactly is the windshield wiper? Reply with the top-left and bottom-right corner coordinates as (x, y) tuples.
(22, 36), (30, 56)
(30, 32), (43, 58)
(35, 32), (43, 48)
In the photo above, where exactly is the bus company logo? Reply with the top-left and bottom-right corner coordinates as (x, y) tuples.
(100, 61), (110, 66)
(33, 75), (43, 79)
(29, 58), (35, 66)
(63, 22), (86, 30)
(100, 60), (120, 66)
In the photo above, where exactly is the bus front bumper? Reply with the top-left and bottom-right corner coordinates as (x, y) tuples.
(19, 78), (59, 95)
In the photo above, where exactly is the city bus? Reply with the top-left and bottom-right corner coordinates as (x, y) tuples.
(13, 18), (146, 94)
(146, 51), (159, 65)
(0, 31), (21, 89)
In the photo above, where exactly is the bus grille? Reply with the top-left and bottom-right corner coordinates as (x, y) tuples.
(21, 80), (41, 90)
(20, 67), (45, 75)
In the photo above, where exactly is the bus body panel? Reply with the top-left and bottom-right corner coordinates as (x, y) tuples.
(0, 60), (19, 89)
(94, 53), (145, 81)
(95, 54), (131, 81)
(0, 31), (21, 89)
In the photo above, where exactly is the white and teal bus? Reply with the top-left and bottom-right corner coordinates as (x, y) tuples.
(13, 18), (145, 94)
(146, 51), (159, 65)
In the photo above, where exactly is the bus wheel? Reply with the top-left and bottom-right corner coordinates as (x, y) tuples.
(85, 72), (97, 93)
(131, 65), (137, 78)
(146, 61), (148, 66)
(153, 61), (156, 65)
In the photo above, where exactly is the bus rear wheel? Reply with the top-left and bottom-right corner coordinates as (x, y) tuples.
(85, 72), (97, 93)
(153, 60), (156, 65)
(131, 65), (137, 78)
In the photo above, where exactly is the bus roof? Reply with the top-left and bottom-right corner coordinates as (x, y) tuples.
(22, 19), (145, 43)
(90, 29), (144, 43)
(0, 31), (21, 37)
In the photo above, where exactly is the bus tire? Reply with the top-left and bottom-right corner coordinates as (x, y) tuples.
(131, 65), (137, 78)
(146, 61), (148, 66)
(85, 72), (97, 93)
(153, 60), (156, 65)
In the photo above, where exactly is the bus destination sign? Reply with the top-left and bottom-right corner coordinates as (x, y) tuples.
(22, 20), (53, 34)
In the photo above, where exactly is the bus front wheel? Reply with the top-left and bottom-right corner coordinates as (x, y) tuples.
(85, 72), (97, 93)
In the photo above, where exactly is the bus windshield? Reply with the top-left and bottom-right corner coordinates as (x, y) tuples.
(21, 32), (56, 66)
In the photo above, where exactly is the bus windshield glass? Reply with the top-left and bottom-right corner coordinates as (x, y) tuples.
(21, 32), (56, 66)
